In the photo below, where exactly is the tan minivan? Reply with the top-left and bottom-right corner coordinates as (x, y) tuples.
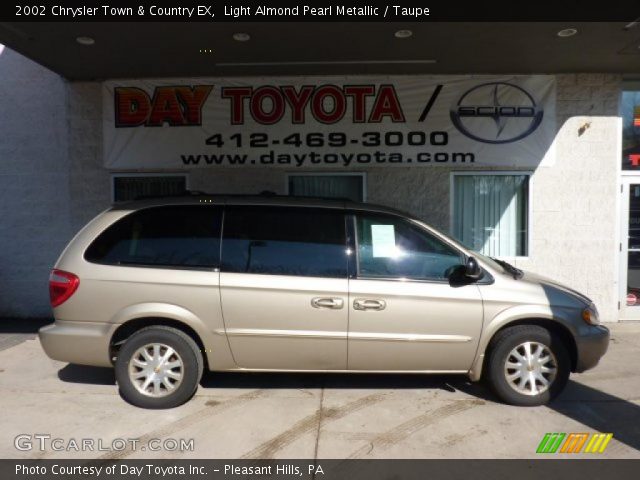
(40, 194), (609, 409)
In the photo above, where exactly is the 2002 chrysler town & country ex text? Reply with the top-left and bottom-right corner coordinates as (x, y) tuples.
(39, 195), (609, 409)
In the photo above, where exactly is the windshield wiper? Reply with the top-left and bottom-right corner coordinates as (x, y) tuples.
(491, 258), (524, 280)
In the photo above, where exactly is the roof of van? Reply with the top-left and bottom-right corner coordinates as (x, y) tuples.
(111, 193), (412, 218)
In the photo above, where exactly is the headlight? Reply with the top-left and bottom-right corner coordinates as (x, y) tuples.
(581, 303), (600, 325)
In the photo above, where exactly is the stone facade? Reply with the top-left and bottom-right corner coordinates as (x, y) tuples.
(0, 48), (622, 321)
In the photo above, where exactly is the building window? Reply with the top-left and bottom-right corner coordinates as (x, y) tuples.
(112, 174), (188, 202)
(452, 173), (530, 257)
(622, 88), (640, 170)
(287, 173), (365, 202)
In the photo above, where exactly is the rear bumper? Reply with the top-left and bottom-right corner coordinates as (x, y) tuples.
(574, 325), (610, 373)
(39, 321), (118, 367)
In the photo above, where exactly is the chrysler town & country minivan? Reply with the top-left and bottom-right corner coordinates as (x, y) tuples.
(40, 195), (609, 408)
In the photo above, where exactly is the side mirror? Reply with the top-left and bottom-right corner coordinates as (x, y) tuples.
(465, 257), (482, 280)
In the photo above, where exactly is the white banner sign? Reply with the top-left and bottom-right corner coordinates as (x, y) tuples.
(103, 75), (556, 169)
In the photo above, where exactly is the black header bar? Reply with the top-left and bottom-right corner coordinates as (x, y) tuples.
(1, 1), (640, 22)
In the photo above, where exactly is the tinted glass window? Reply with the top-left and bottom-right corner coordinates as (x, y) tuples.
(356, 213), (463, 281)
(85, 206), (221, 268)
(222, 207), (347, 278)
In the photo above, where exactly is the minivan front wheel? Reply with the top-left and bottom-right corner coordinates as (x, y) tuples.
(486, 325), (570, 406)
(115, 326), (203, 409)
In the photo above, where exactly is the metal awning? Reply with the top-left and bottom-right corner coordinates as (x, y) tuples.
(0, 22), (639, 80)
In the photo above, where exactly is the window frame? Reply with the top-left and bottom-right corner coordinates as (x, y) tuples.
(350, 210), (466, 284)
(111, 172), (190, 203)
(449, 171), (533, 260)
(285, 172), (367, 201)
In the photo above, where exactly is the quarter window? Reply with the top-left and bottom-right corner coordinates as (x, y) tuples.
(221, 207), (348, 278)
(355, 213), (463, 281)
(85, 206), (222, 268)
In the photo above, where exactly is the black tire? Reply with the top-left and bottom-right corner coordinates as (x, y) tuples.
(485, 325), (570, 406)
(115, 326), (203, 409)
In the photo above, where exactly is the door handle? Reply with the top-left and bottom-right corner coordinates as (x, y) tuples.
(353, 299), (387, 311)
(311, 297), (344, 309)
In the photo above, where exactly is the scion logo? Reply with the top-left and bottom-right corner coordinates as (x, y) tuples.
(450, 82), (543, 144)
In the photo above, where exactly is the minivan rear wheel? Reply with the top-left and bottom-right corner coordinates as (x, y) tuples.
(115, 326), (203, 409)
(486, 325), (570, 406)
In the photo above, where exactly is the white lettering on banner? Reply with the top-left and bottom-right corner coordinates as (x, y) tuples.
(103, 75), (556, 169)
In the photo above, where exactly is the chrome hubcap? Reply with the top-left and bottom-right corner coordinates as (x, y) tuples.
(504, 341), (557, 396)
(128, 343), (184, 398)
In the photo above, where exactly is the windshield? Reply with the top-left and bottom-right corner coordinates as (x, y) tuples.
(409, 218), (472, 252)
(473, 251), (508, 272)
(484, 254), (524, 279)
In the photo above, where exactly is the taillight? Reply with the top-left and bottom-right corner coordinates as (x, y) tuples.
(49, 269), (79, 307)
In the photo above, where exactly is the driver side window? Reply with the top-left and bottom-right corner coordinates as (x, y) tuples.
(355, 213), (464, 281)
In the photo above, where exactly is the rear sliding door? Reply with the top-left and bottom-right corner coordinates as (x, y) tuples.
(219, 206), (349, 370)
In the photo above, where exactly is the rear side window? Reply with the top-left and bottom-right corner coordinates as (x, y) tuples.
(221, 206), (347, 278)
(85, 206), (222, 269)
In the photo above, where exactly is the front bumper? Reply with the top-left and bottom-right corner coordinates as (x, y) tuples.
(39, 321), (118, 367)
(574, 325), (610, 372)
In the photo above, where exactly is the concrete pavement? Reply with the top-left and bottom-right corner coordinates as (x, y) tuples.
(0, 322), (638, 459)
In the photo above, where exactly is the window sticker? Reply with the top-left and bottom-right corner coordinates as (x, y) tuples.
(371, 224), (397, 258)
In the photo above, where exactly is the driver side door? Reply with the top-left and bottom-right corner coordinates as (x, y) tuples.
(347, 212), (484, 371)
